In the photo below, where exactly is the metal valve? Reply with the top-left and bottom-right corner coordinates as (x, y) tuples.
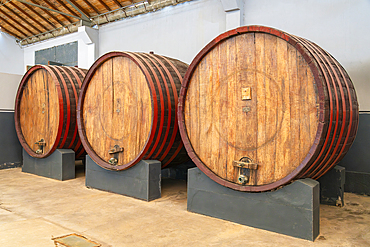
(35, 138), (46, 154)
(233, 157), (258, 185)
(108, 158), (118, 165)
(108, 145), (123, 166)
(238, 174), (248, 185)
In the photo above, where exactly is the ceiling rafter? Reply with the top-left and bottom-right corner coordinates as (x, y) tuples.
(28, 0), (65, 27)
(112, 0), (123, 8)
(1, 3), (42, 33)
(19, 1), (57, 29)
(54, 0), (79, 18)
(0, 1), (12, 8)
(97, 0), (111, 11)
(18, 0), (85, 21)
(66, 0), (90, 19)
(9, 1), (48, 32)
(0, 15), (27, 38)
(0, 0), (191, 45)
(43, 0), (73, 24)
(0, 24), (22, 39)
(0, 7), (36, 36)
(81, 0), (100, 14)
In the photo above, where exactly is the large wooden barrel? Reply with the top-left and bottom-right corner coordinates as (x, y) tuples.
(178, 26), (359, 192)
(15, 65), (87, 158)
(77, 52), (189, 170)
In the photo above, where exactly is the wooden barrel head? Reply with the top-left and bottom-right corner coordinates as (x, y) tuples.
(183, 31), (319, 189)
(15, 65), (86, 159)
(17, 66), (60, 156)
(179, 26), (358, 192)
(80, 53), (153, 169)
(79, 52), (190, 170)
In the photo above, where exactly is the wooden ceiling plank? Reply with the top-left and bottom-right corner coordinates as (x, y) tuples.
(19, 2), (57, 29)
(28, 0), (66, 27)
(43, 0), (73, 23)
(66, 0), (90, 19)
(0, 15), (27, 38)
(0, 24), (22, 39)
(2, 3), (42, 33)
(54, 0), (79, 18)
(9, 1), (49, 31)
(81, 0), (100, 14)
(112, 0), (123, 8)
(0, 8), (36, 35)
(18, 0), (84, 21)
(97, 0), (111, 11)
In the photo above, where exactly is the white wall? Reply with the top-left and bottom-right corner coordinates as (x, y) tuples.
(0, 32), (24, 110)
(244, 0), (370, 110)
(0, 32), (23, 75)
(99, 0), (226, 64)
(0, 72), (22, 110)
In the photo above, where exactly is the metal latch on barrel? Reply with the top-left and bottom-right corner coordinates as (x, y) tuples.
(233, 157), (258, 185)
(108, 145), (123, 165)
(35, 139), (46, 154)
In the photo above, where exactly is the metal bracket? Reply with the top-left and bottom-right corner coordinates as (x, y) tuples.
(233, 157), (258, 185)
(108, 145), (123, 165)
(35, 138), (46, 154)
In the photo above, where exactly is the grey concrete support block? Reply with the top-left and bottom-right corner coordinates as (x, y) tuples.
(22, 149), (75, 181)
(187, 167), (320, 241)
(344, 171), (370, 195)
(318, 166), (345, 206)
(0, 112), (22, 170)
(85, 155), (161, 201)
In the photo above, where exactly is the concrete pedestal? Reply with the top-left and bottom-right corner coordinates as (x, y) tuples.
(85, 155), (161, 201)
(344, 171), (370, 195)
(22, 149), (75, 181)
(187, 167), (320, 241)
(318, 166), (345, 206)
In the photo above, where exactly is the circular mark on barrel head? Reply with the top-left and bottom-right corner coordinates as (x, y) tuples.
(212, 68), (285, 151)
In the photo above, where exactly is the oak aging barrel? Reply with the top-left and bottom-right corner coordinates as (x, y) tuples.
(178, 26), (359, 192)
(77, 52), (189, 170)
(15, 65), (87, 158)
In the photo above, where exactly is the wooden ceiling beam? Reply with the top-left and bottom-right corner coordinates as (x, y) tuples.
(97, 0), (111, 11)
(9, 1), (48, 32)
(112, 0), (123, 8)
(1, 3), (42, 33)
(0, 24), (22, 39)
(43, 0), (73, 23)
(0, 15), (27, 38)
(0, 8), (36, 36)
(65, 0), (90, 19)
(54, 0), (79, 18)
(19, 2), (57, 29)
(28, 0), (66, 27)
(81, 0), (100, 14)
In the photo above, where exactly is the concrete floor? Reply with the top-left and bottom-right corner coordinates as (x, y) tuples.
(0, 166), (369, 247)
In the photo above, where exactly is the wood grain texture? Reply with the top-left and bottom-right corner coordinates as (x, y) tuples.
(15, 65), (86, 158)
(179, 26), (359, 192)
(184, 32), (319, 186)
(19, 69), (59, 154)
(78, 52), (189, 170)
(185, 33), (318, 185)
(83, 56), (152, 166)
